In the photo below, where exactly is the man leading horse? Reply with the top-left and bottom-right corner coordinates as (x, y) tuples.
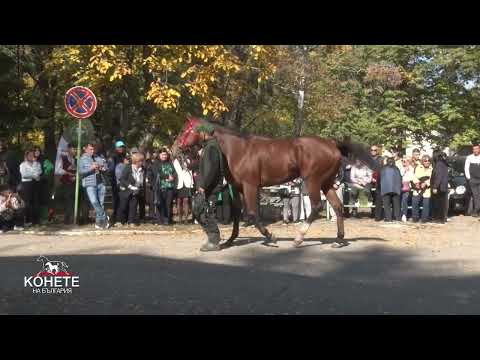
(191, 123), (227, 251)
(172, 117), (375, 250)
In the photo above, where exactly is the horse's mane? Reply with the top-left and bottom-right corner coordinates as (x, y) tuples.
(198, 119), (252, 139)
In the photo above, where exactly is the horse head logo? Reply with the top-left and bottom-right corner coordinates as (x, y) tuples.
(36, 256), (69, 275)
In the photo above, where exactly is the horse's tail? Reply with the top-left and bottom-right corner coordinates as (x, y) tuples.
(335, 140), (376, 169)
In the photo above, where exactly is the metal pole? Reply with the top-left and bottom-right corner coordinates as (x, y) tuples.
(74, 120), (82, 225)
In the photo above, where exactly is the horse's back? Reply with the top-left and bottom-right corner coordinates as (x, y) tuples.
(246, 134), (340, 164)
(239, 135), (340, 185)
(293, 136), (341, 158)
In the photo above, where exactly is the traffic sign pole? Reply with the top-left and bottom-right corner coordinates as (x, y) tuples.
(64, 86), (97, 226)
(74, 120), (82, 225)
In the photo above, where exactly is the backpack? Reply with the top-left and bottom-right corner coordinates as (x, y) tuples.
(0, 191), (25, 221)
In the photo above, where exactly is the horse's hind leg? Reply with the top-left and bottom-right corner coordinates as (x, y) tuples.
(293, 179), (322, 247)
(224, 188), (241, 247)
(243, 185), (276, 244)
(323, 186), (348, 248)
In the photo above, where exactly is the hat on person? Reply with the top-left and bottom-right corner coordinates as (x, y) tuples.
(115, 140), (126, 148)
(194, 123), (215, 135)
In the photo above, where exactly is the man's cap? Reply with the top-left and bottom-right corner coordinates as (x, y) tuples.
(194, 123), (215, 135)
(115, 140), (126, 148)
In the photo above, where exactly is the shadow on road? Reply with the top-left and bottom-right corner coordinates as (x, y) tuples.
(225, 236), (386, 249)
(1, 244), (479, 315)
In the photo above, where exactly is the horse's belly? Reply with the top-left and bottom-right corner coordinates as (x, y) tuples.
(260, 161), (297, 186)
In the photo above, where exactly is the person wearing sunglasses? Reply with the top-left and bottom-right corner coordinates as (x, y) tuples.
(411, 155), (433, 223)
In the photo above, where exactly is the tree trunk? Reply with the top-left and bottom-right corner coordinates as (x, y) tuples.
(293, 46), (307, 137)
(294, 87), (305, 137)
(43, 122), (56, 161)
(37, 81), (58, 161)
(225, 87), (246, 130)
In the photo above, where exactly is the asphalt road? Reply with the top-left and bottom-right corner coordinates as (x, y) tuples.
(1, 217), (480, 314)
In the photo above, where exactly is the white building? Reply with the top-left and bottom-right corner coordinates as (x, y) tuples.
(402, 131), (450, 157)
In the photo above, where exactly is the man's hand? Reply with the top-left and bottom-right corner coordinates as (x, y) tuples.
(198, 187), (205, 193)
(91, 162), (99, 171)
(168, 175), (174, 182)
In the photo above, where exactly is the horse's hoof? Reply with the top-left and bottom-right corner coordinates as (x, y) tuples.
(331, 240), (348, 248)
(262, 234), (277, 245)
(222, 239), (234, 248)
(268, 234), (277, 244)
(293, 239), (303, 248)
(293, 232), (304, 247)
(200, 242), (221, 252)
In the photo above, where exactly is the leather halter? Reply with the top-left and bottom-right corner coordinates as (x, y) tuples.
(177, 118), (199, 148)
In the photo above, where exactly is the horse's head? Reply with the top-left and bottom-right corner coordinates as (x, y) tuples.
(171, 117), (210, 159)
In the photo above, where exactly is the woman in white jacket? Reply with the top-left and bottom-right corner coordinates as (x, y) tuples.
(19, 150), (42, 226)
(399, 157), (415, 222)
(173, 156), (194, 224)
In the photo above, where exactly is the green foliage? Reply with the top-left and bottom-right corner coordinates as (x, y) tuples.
(1, 45), (480, 155)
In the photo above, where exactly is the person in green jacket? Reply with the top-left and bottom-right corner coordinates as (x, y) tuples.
(153, 148), (177, 225)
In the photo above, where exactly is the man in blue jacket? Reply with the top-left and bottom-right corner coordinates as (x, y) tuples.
(79, 143), (110, 229)
(380, 156), (402, 222)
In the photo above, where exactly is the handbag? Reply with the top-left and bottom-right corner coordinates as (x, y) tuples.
(401, 181), (410, 192)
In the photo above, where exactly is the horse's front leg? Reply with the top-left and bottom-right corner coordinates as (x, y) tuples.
(242, 184), (276, 244)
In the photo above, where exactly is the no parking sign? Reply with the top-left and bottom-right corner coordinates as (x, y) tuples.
(64, 86), (97, 119)
(64, 86), (97, 225)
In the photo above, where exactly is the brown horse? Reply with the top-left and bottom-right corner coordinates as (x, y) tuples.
(171, 117), (375, 248)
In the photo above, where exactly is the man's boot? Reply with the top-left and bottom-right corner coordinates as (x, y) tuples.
(200, 234), (221, 252)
